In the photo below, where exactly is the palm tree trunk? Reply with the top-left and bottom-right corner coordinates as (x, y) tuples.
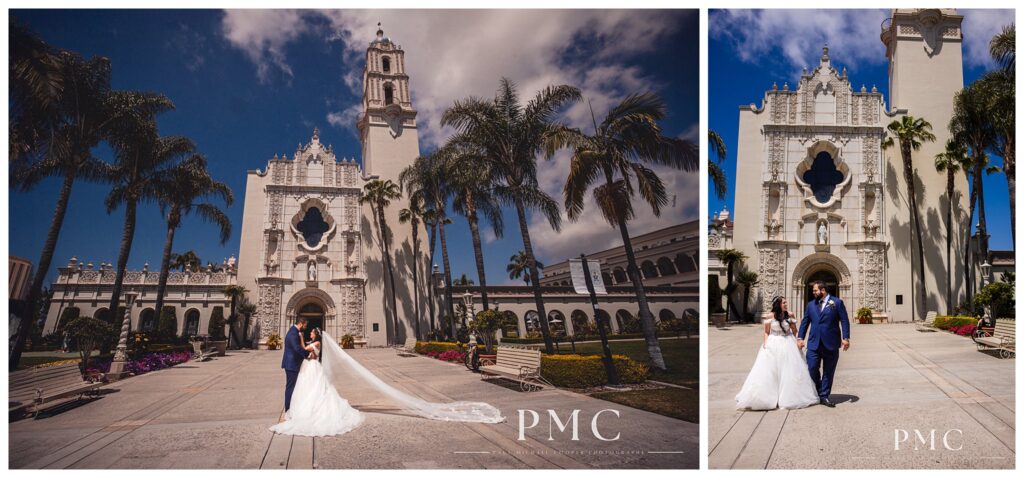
(437, 217), (457, 340)
(964, 178), (979, 304)
(9, 172), (76, 371)
(615, 213), (666, 371)
(974, 158), (989, 263)
(1004, 143), (1015, 247)
(153, 209), (179, 339)
(378, 206), (400, 345)
(466, 208), (490, 310)
(410, 218), (422, 340)
(107, 199), (139, 327)
(945, 173), (953, 314)
(903, 147), (927, 322)
(426, 222), (438, 334)
(514, 199), (554, 354)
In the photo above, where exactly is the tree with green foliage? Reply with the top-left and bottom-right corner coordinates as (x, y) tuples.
(975, 282), (1015, 319)
(208, 306), (226, 340)
(65, 316), (113, 375)
(157, 306), (177, 340)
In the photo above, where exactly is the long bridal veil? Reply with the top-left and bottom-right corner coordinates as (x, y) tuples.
(321, 332), (505, 423)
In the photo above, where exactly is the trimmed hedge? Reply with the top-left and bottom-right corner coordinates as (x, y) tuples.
(158, 306), (178, 339)
(541, 354), (649, 388)
(502, 331), (678, 344)
(934, 316), (978, 330)
(208, 306), (226, 340)
(414, 341), (483, 355)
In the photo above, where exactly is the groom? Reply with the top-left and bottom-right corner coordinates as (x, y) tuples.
(282, 317), (309, 412)
(798, 281), (851, 408)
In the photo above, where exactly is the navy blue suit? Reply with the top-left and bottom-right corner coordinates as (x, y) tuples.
(281, 325), (308, 411)
(798, 295), (851, 400)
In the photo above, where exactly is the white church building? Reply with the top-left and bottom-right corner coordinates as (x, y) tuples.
(237, 25), (427, 347)
(718, 9), (971, 322)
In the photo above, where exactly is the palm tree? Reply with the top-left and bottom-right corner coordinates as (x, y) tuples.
(736, 270), (760, 321)
(151, 154), (232, 341)
(708, 129), (729, 200)
(990, 24), (1015, 72)
(549, 92), (697, 370)
(979, 68), (1015, 247)
(398, 195), (425, 340)
(951, 84), (996, 267)
(222, 285), (248, 348)
(420, 207), (450, 335)
(935, 140), (967, 313)
(715, 248), (747, 322)
(442, 78), (581, 354)
(507, 250), (544, 285)
(361, 179), (402, 345)
(9, 37), (174, 369)
(400, 153), (456, 339)
(883, 116), (936, 322)
(170, 250), (202, 272)
(105, 127), (196, 323)
(445, 138), (504, 310)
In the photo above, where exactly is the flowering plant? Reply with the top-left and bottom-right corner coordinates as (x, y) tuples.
(86, 350), (191, 378)
(949, 324), (977, 337)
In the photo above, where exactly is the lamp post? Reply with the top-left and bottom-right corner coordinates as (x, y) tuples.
(108, 291), (138, 381)
(981, 260), (993, 328)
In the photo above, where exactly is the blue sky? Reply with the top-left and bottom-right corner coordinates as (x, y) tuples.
(9, 9), (699, 286)
(709, 9), (1015, 252)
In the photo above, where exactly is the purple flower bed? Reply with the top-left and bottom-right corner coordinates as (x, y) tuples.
(87, 351), (191, 377)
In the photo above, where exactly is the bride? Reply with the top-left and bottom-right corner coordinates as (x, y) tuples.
(735, 296), (819, 410)
(271, 328), (504, 437)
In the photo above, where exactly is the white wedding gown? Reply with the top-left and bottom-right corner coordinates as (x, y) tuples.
(270, 332), (504, 437)
(270, 343), (365, 437)
(735, 317), (820, 410)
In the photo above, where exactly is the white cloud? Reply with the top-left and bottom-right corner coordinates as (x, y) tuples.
(711, 9), (1015, 77)
(960, 9), (1016, 69)
(710, 9), (888, 78)
(220, 9), (695, 261)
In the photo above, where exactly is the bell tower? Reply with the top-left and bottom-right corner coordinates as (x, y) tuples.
(880, 9), (968, 320)
(358, 23), (420, 181)
(356, 23), (426, 345)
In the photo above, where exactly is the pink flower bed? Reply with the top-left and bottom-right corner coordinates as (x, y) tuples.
(949, 324), (977, 337)
(423, 349), (466, 363)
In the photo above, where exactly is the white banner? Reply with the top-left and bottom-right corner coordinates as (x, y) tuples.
(569, 259), (607, 295)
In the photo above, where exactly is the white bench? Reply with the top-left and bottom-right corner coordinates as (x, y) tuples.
(396, 337), (418, 357)
(976, 320), (1015, 359)
(480, 346), (551, 391)
(917, 311), (938, 332)
(9, 363), (103, 417)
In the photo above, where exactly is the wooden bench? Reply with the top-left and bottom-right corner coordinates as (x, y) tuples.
(976, 320), (1015, 359)
(917, 311), (938, 332)
(480, 346), (551, 391)
(9, 363), (103, 417)
(396, 337), (418, 357)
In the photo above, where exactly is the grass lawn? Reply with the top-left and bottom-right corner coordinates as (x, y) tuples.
(591, 387), (697, 423)
(549, 337), (698, 422)
(551, 337), (697, 387)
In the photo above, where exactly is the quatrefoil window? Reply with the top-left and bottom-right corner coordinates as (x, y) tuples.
(803, 151), (845, 204)
(296, 207), (329, 248)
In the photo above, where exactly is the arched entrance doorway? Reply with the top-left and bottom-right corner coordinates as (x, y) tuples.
(804, 269), (840, 306)
(298, 302), (325, 343)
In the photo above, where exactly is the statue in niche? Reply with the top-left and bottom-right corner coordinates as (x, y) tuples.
(308, 261), (317, 281)
(817, 222), (828, 245)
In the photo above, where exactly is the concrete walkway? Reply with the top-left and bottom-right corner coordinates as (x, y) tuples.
(709, 322), (1014, 469)
(10, 348), (696, 469)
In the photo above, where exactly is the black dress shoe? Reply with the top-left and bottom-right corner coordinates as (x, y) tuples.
(820, 398), (836, 407)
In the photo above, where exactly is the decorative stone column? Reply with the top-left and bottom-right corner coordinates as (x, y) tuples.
(107, 292), (138, 381)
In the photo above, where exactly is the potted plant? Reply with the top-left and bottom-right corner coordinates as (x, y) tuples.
(266, 333), (283, 350)
(856, 307), (873, 324)
(340, 334), (355, 349)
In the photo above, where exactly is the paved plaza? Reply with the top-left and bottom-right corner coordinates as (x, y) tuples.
(10, 347), (696, 469)
(709, 322), (1015, 469)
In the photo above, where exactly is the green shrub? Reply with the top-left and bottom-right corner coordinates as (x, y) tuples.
(502, 331), (677, 344)
(541, 353), (649, 388)
(708, 275), (724, 315)
(65, 316), (114, 374)
(208, 306), (226, 340)
(975, 282), (1015, 319)
(933, 315), (979, 330)
(56, 307), (81, 333)
(415, 341), (464, 355)
(158, 306), (178, 340)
